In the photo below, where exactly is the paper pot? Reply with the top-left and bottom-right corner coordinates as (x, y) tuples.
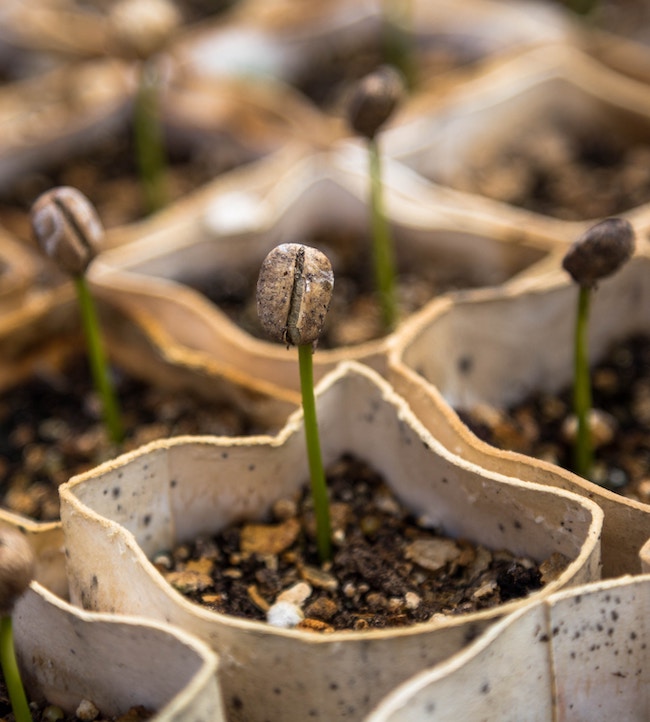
(0, 509), (225, 720)
(364, 573), (650, 721)
(93, 141), (563, 404)
(60, 362), (602, 722)
(388, 241), (650, 577)
(383, 43), (650, 224)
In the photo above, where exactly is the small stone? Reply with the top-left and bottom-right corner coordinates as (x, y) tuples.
(272, 498), (297, 521)
(277, 582), (312, 606)
(42, 706), (64, 722)
(75, 699), (100, 721)
(240, 518), (300, 556)
(304, 596), (339, 621)
(404, 591), (421, 610)
(472, 580), (498, 600)
(267, 600), (303, 628)
(300, 565), (339, 592)
(152, 552), (173, 571)
(366, 592), (389, 610)
(404, 538), (461, 572)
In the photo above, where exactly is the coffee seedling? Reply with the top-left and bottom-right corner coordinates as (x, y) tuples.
(31, 187), (124, 445)
(110, 0), (181, 214)
(562, 217), (635, 480)
(257, 243), (334, 562)
(347, 66), (405, 332)
(0, 527), (35, 722)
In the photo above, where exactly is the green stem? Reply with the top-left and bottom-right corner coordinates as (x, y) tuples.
(298, 344), (331, 563)
(134, 61), (168, 214)
(0, 616), (32, 722)
(381, 0), (416, 89)
(369, 138), (398, 332)
(74, 275), (124, 445)
(573, 285), (593, 479)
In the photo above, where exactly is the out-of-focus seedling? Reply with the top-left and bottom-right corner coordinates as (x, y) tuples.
(31, 187), (124, 445)
(0, 526), (35, 722)
(257, 243), (334, 563)
(347, 66), (405, 332)
(562, 217), (635, 481)
(110, 0), (181, 214)
(381, 0), (416, 89)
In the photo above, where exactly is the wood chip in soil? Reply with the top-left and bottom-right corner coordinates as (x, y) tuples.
(458, 333), (650, 500)
(158, 453), (566, 632)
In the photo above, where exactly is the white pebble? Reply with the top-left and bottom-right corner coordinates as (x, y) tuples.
(75, 699), (100, 721)
(267, 601), (304, 628)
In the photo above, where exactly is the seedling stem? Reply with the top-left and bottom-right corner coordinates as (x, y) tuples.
(573, 285), (593, 478)
(134, 62), (168, 214)
(74, 275), (124, 445)
(298, 344), (332, 563)
(369, 138), (398, 331)
(0, 615), (31, 722)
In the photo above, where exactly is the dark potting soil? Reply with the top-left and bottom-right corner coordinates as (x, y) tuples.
(0, 675), (154, 722)
(0, 354), (266, 521)
(458, 334), (650, 500)
(159, 454), (566, 632)
(446, 119), (650, 221)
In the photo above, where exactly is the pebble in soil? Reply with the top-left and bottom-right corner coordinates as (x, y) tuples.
(458, 334), (650, 500)
(0, 354), (268, 521)
(158, 454), (567, 632)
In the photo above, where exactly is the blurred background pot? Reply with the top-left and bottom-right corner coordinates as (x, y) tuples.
(388, 236), (650, 576)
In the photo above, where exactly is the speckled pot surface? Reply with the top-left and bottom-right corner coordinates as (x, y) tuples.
(365, 573), (650, 721)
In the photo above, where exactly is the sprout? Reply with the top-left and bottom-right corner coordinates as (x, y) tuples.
(347, 66), (405, 332)
(31, 187), (124, 445)
(562, 217), (635, 480)
(0, 526), (35, 722)
(257, 243), (334, 562)
(110, 0), (181, 214)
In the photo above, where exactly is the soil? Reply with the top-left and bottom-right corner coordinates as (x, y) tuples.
(192, 227), (507, 349)
(0, 353), (267, 521)
(0, 676), (153, 722)
(158, 453), (566, 632)
(458, 333), (650, 501)
(446, 118), (650, 221)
